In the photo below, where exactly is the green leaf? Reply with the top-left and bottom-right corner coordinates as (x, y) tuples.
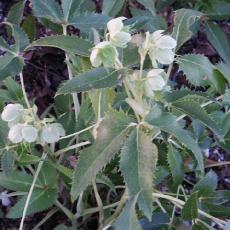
(215, 62), (230, 83)
(31, 0), (64, 24)
(71, 109), (134, 200)
(136, 0), (155, 16)
(57, 68), (121, 95)
(7, 1), (25, 25)
(193, 170), (217, 197)
(181, 192), (198, 220)
(145, 107), (204, 173)
(29, 35), (93, 56)
(205, 2), (230, 20)
(120, 128), (158, 220)
(7, 188), (58, 218)
(120, 44), (140, 67)
(17, 153), (40, 166)
(172, 95), (224, 141)
(167, 144), (183, 187)
(114, 194), (141, 230)
(69, 13), (111, 33)
(102, 0), (126, 17)
(0, 171), (33, 192)
(22, 14), (36, 42)
(0, 54), (24, 80)
(1, 150), (15, 173)
(177, 54), (213, 87)
(204, 203), (230, 217)
(61, 0), (84, 23)
(0, 37), (12, 53)
(205, 21), (230, 64)
(172, 9), (202, 51)
(4, 22), (30, 52)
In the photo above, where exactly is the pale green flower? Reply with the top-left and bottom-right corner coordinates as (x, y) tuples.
(21, 125), (38, 143)
(1, 104), (24, 126)
(41, 123), (65, 144)
(145, 69), (166, 97)
(107, 17), (131, 48)
(90, 41), (119, 67)
(143, 30), (177, 66)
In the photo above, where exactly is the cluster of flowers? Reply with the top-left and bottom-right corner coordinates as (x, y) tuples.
(1, 103), (65, 144)
(90, 17), (177, 97)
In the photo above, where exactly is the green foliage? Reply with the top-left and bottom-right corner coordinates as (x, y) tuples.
(172, 9), (202, 51)
(30, 35), (93, 56)
(181, 192), (198, 220)
(7, 1), (25, 25)
(102, 0), (126, 17)
(71, 109), (134, 200)
(120, 128), (158, 220)
(57, 68), (121, 95)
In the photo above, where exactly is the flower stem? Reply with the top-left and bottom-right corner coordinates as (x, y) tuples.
(62, 24), (80, 122)
(19, 72), (31, 109)
(19, 152), (47, 230)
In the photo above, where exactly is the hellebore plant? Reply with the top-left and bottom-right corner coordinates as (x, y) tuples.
(0, 2), (230, 229)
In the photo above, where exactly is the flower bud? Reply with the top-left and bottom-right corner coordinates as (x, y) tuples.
(90, 41), (119, 67)
(8, 124), (24, 143)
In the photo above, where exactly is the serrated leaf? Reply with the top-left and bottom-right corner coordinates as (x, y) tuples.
(177, 54), (213, 87)
(102, 0), (126, 17)
(205, 21), (230, 64)
(22, 14), (36, 42)
(193, 170), (217, 197)
(29, 35), (93, 56)
(4, 22), (30, 52)
(31, 0), (63, 24)
(145, 107), (204, 173)
(57, 68), (120, 95)
(71, 109), (134, 200)
(0, 54), (24, 80)
(114, 194), (141, 230)
(0, 171), (33, 192)
(120, 128), (158, 220)
(172, 96), (224, 141)
(172, 9), (202, 51)
(7, 188), (58, 218)
(7, 1), (25, 25)
(136, 0), (155, 16)
(181, 192), (198, 220)
(167, 144), (183, 187)
(61, 0), (84, 23)
(69, 13), (111, 33)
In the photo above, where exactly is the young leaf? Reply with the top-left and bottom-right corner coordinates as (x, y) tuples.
(167, 144), (183, 188)
(145, 107), (204, 173)
(192, 170), (217, 197)
(22, 14), (36, 42)
(172, 96), (224, 141)
(29, 35), (93, 56)
(172, 9), (202, 51)
(7, 188), (58, 218)
(181, 192), (198, 220)
(69, 13), (111, 33)
(57, 68), (121, 95)
(71, 109), (134, 200)
(7, 1), (25, 25)
(114, 194), (141, 230)
(205, 21), (230, 64)
(61, 0), (84, 23)
(102, 0), (126, 17)
(31, 0), (64, 24)
(120, 128), (158, 220)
